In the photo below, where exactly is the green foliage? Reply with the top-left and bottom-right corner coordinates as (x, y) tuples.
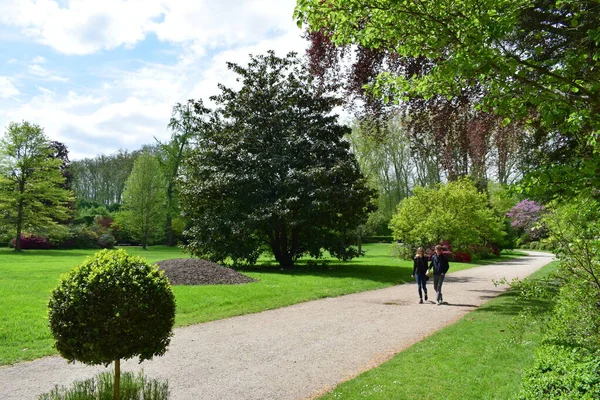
(180, 51), (375, 267)
(363, 210), (392, 237)
(487, 181), (519, 217)
(159, 100), (209, 246)
(48, 249), (176, 366)
(507, 195), (600, 399)
(121, 152), (167, 249)
(347, 117), (438, 222)
(544, 280), (600, 352)
(389, 177), (506, 251)
(295, 0), (600, 199)
(64, 224), (99, 249)
(517, 346), (600, 400)
(0, 121), (73, 251)
(544, 196), (600, 295)
(71, 150), (139, 207)
(38, 370), (169, 400)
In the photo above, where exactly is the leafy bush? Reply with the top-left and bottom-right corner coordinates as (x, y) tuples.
(517, 345), (600, 400)
(390, 178), (506, 252)
(539, 239), (554, 251)
(390, 242), (418, 260)
(469, 243), (500, 259)
(61, 225), (99, 249)
(38, 370), (169, 400)
(10, 233), (52, 249)
(98, 233), (116, 249)
(48, 249), (176, 398)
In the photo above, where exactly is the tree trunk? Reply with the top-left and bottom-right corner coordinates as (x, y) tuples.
(15, 199), (24, 251)
(270, 226), (294, 268)
(165, 212), (174, 246)
(113, 358), (120, 400)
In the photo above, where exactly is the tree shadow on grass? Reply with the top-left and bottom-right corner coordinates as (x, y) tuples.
(237, 263), (413, 286)
(470, 290), (555, 316)
(0, 248), (94, 259)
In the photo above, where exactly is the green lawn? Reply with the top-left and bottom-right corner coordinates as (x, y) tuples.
(317, 261), (559, 400)
(0, 244), (521, 365)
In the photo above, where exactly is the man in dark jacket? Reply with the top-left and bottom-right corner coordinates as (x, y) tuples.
(429, 245), (450, 305)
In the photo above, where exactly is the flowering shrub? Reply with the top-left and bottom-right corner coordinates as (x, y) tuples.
(506, 200), (547, 242)
(11, 234), (52, 249)
(453, 252), (472, 262)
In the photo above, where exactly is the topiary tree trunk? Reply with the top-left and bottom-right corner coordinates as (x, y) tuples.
(114, 359), (120, 400)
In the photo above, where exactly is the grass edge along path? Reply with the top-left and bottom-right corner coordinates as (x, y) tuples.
(316, 261), (559, 400)
(0, 244), (525, 366)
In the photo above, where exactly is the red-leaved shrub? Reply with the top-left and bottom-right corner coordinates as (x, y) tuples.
(452, 252), (472, 263)
(11, 234), (52, 249)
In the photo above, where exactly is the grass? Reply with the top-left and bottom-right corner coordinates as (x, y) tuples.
(317, 261), (559, 400)
(38, 370), (169, 400)
(0, 244), (522, 366)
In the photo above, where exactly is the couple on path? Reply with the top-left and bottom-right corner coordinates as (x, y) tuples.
(411, 245), (450, 305)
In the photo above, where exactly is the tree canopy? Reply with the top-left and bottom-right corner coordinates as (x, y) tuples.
(120, 152), (167, 249)
(389, 178), (506, 252)
(180, 51), (375, 267)
(0, 121), (72, 251)
(295, 0), (600, 199)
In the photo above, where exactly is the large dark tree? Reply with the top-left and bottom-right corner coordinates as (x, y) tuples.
(180, 51), (376, 267)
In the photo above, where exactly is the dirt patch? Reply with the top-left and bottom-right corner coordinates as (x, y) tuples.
(155, 258), (256, 286)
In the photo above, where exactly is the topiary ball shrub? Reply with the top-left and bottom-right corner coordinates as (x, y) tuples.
(48, 249), (176, 366)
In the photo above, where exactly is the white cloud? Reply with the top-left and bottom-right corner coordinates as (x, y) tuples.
(0, 0), (312, 160)
(0, 0), (299, 56)
(1, 0), (165, 55)
(0, 77), (19, 98)
(28, 64), (68, 81)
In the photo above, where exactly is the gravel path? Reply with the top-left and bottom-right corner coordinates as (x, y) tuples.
(0, 251), (553, 400)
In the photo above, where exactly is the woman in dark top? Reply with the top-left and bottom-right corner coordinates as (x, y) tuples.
(411, 247), (429, 304)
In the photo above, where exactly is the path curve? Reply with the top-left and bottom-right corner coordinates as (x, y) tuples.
(0, 251), (553, 400)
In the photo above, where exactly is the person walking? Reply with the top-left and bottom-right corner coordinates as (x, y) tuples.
(411, 247), (429, 303)
(429, 245), (450, 305)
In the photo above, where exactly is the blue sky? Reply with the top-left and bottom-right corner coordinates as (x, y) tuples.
(0, 0), (307, 160)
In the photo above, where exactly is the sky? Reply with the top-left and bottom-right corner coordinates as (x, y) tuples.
(0, 0), (309, 160)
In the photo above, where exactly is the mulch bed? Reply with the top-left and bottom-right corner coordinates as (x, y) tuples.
(155, 258), (256, 286)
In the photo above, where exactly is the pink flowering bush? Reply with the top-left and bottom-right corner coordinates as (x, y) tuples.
(11, 234), (52, 249)
(506, 200), (548, 242)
